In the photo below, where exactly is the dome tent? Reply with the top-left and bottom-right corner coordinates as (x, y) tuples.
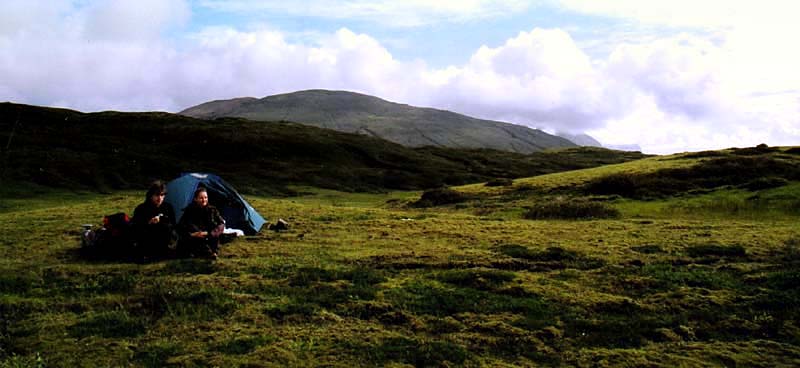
(165, 173), (266, 235)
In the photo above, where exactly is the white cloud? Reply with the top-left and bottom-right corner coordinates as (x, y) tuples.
(1, 1), (798, 154)
(417, 28), (616, 132)
(198, 0), (531, 27)
(558, 0), (800, 94)
(83, 0), (191, 41)
(0, 0), (72, 37)
(172, 27), (415, 108)
(556, 0), (799, 31)
(604, 35), (729, 119)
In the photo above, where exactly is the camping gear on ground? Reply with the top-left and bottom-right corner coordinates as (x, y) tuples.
(81, 212), (134, 259)
(81, 224), (96, 248)
(268, 218), (289, 231)
(164, 173), (266, 235)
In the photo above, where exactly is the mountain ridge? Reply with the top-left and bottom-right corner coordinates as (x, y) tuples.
(0, 102), (647, 195)
(180, 89), (577, 153)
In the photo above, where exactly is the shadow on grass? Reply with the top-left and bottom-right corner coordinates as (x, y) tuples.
(160, 259), (217, 275)
(214, 335), (277, 355)
(385, 279), (552, 319)
(133, 341), (181, 368)
(263, 266), (388, 321)
(496, 244), (605, 270)
(137, 281), (238, 321)
(68, 310), (146, 338)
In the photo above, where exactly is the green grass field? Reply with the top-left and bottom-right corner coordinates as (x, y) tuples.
(2, 148), (800, 367)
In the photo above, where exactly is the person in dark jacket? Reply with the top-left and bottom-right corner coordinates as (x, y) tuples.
(178, 187), (225, 259)
(131, 180), (175, 260)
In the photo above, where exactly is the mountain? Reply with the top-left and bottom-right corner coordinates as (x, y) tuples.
(606, 143), (643, 152)
(0, 102), (646, 195)
(180, 90), (577, 153)
(557, 132), (603, 147)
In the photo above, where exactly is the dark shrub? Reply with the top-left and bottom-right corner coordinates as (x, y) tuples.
(496, 244), (604, 270)
(485, 178), (513, 187)
(632, 245), (664, 254)
(496, 244), (538, 259)
(584, 173), (638, 197)
(584, 155), (800, 198)
(523, 199), (620, 220)
(681, 150), (728, 159)
(741, 177), (789, 191)
(786, 147), (800, 155)
(731, 144), (778, 156)
(413, 187), (469, 207)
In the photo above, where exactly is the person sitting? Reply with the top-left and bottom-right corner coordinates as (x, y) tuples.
(131, 180), (175, 260)
(178, 187), (225, 259)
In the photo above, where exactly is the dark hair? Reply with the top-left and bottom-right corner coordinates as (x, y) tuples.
(146, 180), (167, 199)
(194, 187), (208, 199)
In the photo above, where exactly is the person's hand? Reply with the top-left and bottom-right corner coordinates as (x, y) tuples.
(191, 231), (208, 238)
(149, 216), (160, 224)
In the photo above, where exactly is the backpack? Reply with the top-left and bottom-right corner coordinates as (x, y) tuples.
(82, 212), (133, 259)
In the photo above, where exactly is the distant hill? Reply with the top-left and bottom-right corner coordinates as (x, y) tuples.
(557, 132), (603, 147)
(606, 143), (643, 152)
(180, 90), (577, 153)
(0, 102), (646, 195)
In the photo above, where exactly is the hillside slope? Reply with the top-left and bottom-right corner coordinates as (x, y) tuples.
(180, 89), (577, 153)
(0, 102), (644, 195)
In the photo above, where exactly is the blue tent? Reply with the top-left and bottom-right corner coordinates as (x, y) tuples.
(165, 173), (266, 235)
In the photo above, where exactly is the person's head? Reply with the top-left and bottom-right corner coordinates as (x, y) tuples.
(193, 187), (209, 207)
(146, 180), (167, 207)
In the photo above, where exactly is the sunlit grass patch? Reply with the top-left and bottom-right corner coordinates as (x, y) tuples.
(640, 263), (743, 290)
(686, 244), (747, 259)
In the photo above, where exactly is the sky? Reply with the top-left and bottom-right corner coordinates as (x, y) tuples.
(2, 0), (799, 154)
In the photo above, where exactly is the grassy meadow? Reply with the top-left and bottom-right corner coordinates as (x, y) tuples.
(2, 147), (800, 367)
